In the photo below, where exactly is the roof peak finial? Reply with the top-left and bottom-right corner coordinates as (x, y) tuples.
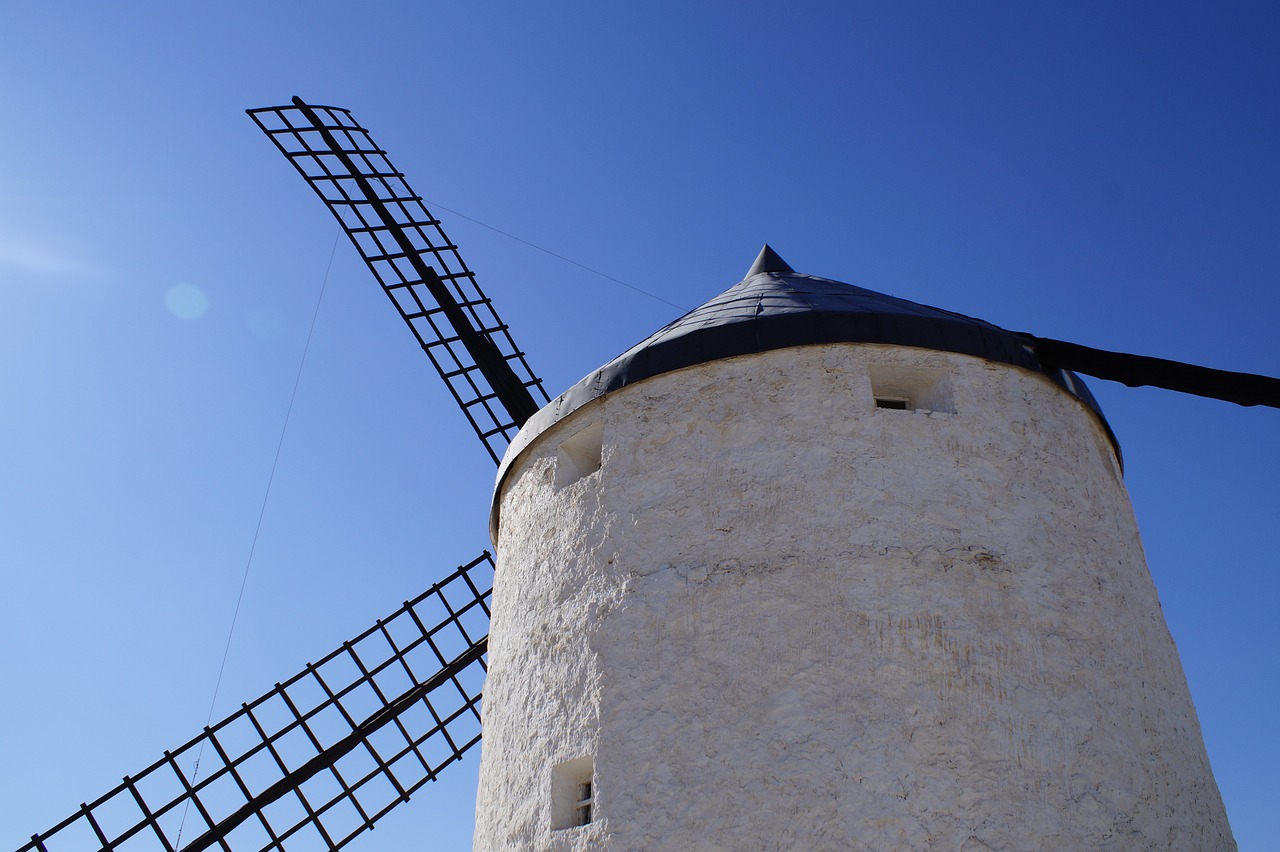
(746, 244), (794, 277)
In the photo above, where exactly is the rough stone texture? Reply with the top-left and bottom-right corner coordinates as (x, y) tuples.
(474, 344), (1233, 851)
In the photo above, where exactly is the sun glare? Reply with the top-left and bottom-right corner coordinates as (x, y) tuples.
(165, 283), (209, 320)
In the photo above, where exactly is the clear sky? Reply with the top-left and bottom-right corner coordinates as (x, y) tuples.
(2, 2), (1277, 849)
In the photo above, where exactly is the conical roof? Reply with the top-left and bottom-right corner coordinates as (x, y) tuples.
(496, 247), (1113, 495)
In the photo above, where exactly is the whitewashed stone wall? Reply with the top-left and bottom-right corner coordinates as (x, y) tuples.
(474, 344), (1232, 850)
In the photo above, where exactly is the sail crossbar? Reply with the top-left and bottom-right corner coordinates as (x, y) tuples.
(21, 553), (495, 852)
(248, 99), (548, 464)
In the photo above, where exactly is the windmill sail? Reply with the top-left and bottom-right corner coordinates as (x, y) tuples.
(20, 554), (494, 852)
(248, 98), (549, 464)
(1021, 334), (1280, 409)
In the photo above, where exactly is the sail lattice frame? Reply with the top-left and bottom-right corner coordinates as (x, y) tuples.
(248, 99), (548, 465)
(20, 553), (495, 852)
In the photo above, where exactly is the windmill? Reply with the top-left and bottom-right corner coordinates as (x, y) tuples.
(17, 98), (1277, 850)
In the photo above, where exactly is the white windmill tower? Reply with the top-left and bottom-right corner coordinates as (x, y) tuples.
(475, 245), (1235, 849)
(21, 102), (1270, 852)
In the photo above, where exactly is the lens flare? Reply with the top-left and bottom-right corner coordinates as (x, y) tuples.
(165, 283), (208, 320)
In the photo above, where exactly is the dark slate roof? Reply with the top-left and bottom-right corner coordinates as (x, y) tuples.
(493, 247), (1117, 523)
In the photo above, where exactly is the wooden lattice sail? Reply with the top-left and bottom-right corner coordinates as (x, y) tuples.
(22, 555), (492, 852)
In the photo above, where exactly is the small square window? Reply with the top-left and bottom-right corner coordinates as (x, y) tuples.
(551, 756), (594, 830)
(555, 422), (604, 490)
(869, 365), (954, 413)
(874, 396), (910, 410)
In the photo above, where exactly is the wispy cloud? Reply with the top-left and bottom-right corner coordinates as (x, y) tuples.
(0, 235), (104, 278)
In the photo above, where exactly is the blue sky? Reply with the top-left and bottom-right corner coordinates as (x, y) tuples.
(2, 3), (1277, 848)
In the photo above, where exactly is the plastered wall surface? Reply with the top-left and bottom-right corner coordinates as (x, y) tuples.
(473, 344), (1232, 851)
